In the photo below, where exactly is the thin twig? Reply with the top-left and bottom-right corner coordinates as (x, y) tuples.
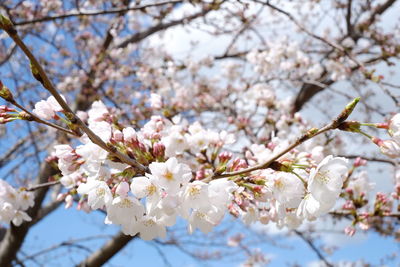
(24, 181), (60, 192)
(14, 1), (183, 26)
(293, 230), (334, 267)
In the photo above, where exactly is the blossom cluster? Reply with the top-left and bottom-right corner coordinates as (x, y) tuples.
(45, 100), (361, 240)
(0, 180), (34, 226)
(245, 40), (350, 82)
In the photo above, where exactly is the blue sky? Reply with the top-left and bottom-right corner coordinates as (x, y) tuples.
(1, 1), (400, 266)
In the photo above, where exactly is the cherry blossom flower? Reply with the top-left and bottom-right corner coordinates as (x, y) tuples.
(148, 157), (192, 194)
(32, 95), (66, 120)
(307, 156), (348, 203)
(106, 196), (144, 227)
(377, 139), (400, 158)
(77, 180), (113, 210)
(298, 156), (348, 219)
(136, 215), (167, 240)
(266, 172), (304, 208)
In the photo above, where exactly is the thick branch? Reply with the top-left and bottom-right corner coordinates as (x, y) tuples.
(77, 232), (136, 267)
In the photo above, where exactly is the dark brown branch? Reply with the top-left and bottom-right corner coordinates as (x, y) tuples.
(330, 211), (400, 219)
(13, 1), (183, 26)
(346, 0), (354, 37)
(116, 5), (215, 48)
(338, 155), (396, 165)
(76, 232), (136, 267)
(362, 0), (398, 28)
(292, 75), (334, 114)
(292, 52), (389, 114)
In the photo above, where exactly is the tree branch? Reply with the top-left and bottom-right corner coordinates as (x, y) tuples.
(77, 232), (136, 267)
(13, 1), (183, 26)
(293, 230), (333, 267)
(116, 4), (216, 49)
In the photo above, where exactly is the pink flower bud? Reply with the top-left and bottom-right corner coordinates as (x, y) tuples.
(227, 233), (244, 247)
(344, 226), (356, 236)
(345, 188), (353, 195)
(0, 105), (15, 112)
(195, 169), (205, 180)
(153, 142), (165, 158)
(343, 201), (355, 210)
(228, 203), (239, 217)
(116, 181), (130, 197)
(376, 122), (389, 129)
(354, 157), (367, 167)
(218, 151), (232, 163)
(232, 158), (248, 171)
(267, 142), (276, 150)
(113, 130), (123, 142)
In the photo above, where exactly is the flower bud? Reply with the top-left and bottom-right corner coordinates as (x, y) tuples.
(337, 97), (360, 124)
(344, 226), (356, 236)
(218, 151), (232, 163)
(231, 158), (248, 171)
(353, 157), (367, 167)
(0, 14), (16, 34)
(359, 222), (369, 231)
(112, 130), (123, 142)
(0, 105), (15, 112)
(343, 200), (355, 210)
(116, 181), (129, 197)
(56, 193), (66, 201)
(30, 63), (44, 84)
(0, 81), (14, 102)
(64, 194), (73, 209)
(195, 169), (205, 180)
(152, 142), (165, 158)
